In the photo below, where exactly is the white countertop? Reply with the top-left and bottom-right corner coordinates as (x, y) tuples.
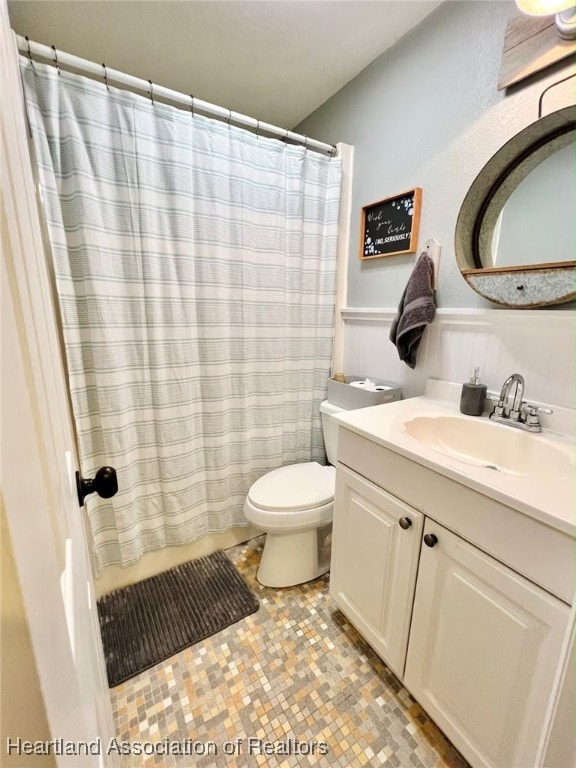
(332, 379), (575, 538)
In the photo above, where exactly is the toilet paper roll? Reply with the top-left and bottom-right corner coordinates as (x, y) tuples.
(350, 380), (392, 392)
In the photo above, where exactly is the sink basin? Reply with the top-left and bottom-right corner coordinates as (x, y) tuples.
(403, 415), (573, 478)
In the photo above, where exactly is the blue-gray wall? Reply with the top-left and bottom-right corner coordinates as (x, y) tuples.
(296, 1), (574, 309)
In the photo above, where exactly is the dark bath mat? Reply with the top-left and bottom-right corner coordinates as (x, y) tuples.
(97, 550), (259, 687)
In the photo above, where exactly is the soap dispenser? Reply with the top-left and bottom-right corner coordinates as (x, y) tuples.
(460, 367), (487, 416)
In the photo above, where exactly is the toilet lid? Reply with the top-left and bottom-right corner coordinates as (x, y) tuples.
(248, 462), (335, 511)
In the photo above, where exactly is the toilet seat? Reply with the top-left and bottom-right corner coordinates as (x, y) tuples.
(248, 462), (335, 511)
(244, 462), (335, 533)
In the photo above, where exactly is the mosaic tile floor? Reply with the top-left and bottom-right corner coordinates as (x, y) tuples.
(110, 537), (469, 768)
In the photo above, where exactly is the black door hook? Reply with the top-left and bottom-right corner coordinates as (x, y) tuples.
(76, 466), (118, 507)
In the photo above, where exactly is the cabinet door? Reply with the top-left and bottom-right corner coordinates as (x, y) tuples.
(330, 464), (424, 677)
(404, 520), (569, 768)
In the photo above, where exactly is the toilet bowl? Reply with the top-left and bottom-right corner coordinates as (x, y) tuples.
(243, 400), (343, 588)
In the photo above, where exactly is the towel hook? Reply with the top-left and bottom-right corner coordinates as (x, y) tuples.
(51, 44), (61, 76)
(148, 79), (154, 104)
(102, 63), (109, 91)
(424, 238), (441, 291)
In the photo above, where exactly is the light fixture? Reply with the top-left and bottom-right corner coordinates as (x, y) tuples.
(516, 0), (576, 39)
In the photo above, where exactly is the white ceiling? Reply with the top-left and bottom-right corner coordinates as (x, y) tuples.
(8, 1), (442, 129)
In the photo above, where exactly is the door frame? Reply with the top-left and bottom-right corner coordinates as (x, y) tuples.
(1, 1), (116, 763)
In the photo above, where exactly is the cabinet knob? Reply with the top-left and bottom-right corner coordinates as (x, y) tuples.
(424, 533), (438, 548)
(399, 517), (412, 530)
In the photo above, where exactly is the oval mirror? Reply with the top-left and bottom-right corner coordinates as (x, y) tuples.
(455, 105), (576, 307)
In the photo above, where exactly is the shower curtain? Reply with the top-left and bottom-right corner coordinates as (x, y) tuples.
(21, 59), (342, 571)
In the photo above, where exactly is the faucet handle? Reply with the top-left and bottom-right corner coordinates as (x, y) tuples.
(523, 402), (553, 415)
(486, 393), (505, 417)
(522, 402), (553, 429)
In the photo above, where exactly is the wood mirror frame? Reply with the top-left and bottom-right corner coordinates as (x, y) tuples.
(455, 106), (576, 307)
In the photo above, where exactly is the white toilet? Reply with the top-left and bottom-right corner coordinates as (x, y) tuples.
(243, 400), (344, 588)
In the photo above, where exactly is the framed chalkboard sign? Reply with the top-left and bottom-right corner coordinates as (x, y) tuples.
(359, 188), (422, 260)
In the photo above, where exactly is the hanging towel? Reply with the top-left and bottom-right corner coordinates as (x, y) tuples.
(389, 253), (436, 369)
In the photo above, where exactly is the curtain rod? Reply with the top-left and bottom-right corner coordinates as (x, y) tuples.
(16, 34), (337, 157)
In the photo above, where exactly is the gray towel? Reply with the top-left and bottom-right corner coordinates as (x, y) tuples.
(389, 253), (436, 369)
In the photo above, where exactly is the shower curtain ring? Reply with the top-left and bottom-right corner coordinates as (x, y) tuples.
(102, 63), (110, 91)
(148, 79), (154, 104)
(51, 44), (61, 76)
(25, 35), (34, 64)
(227, 109), (232, 129)
(190, 94), (194, 117)
(256, 119), (260, 138)
(303, 135), (308, 152)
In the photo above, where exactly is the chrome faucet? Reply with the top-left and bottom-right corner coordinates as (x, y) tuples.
(489, 373), (552, 432)
(499, 373), (525, 421)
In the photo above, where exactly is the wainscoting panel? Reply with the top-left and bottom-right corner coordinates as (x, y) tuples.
(341, 308), (575, 411)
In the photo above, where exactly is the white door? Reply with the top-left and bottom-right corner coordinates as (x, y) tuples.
(404, 520), (569, 768)
(1, 5), (117, 764)
(330, 464), (424, 678)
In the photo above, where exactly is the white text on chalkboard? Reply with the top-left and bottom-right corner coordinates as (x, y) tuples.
(359, 188), (422, 259)
(376, 233), (410, 244)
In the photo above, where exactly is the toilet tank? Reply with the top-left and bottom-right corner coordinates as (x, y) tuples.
(319, 400), (346, 466)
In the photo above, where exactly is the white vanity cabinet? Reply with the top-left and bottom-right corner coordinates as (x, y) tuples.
(330, 465), (423, 678)
(404, 519), (569, 768)
(331, 426), (573, 768)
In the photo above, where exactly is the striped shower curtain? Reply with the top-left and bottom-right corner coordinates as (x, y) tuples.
(21, 59), (342, 571)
